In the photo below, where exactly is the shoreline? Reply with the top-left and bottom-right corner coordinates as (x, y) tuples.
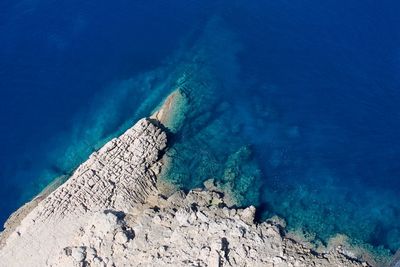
(0, 116), (168, 266)
(0, 89), (388, 266)
(0, 174), (67, 249)
(151, 89), (389, 265)
(0, 87), (184, 249)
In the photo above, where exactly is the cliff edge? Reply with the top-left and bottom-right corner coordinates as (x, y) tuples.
(0, 115), (371, 266)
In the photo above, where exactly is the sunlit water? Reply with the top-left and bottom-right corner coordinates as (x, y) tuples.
(1, 0), (399, 262)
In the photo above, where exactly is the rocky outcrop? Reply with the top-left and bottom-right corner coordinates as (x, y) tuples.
(31, 189), (370, 267)
(0, 115), (371, 267)
(0, 118), (167, 266)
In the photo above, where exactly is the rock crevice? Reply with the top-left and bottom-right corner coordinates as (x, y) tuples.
(0, 117), (371, 267)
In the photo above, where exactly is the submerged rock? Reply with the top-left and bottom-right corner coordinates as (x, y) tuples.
(0, 113), (372, 266)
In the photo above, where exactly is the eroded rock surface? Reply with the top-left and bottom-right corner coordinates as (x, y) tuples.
(0, 117), (371, 267)
(46, 190), (369, 267)
(0, 118), (167, 266)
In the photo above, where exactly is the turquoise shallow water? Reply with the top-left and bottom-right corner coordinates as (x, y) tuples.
(1, 0), (400, 263)
(152, 18), (400, 260)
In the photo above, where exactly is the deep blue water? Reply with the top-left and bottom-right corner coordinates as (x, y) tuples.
(1, 0), (399, 259)
(0, 0), (212, 220)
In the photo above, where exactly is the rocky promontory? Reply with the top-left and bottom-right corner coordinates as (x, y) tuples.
(0, 118), (166, 266)
(0, 111), (372, 266)
(0, 115), (367, 267)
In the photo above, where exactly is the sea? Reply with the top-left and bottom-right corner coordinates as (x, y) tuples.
(0, 0), (399, 262)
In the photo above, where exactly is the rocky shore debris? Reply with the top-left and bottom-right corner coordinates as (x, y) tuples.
(53, 189), (370, 267)
(0, 116), (372, 267)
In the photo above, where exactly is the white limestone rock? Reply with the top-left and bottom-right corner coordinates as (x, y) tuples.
(0, 116), (373, 267)
(240, 205), (256, 224)
(0, 118), (167, 267)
